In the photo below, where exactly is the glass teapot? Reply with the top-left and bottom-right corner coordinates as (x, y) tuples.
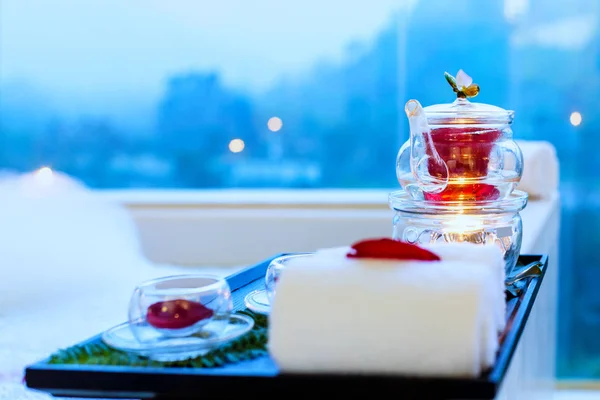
(396, 70), (523, 202)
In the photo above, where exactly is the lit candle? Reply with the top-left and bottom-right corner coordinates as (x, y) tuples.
(443, 215), (487, 244)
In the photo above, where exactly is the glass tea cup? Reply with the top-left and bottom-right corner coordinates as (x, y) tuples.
(265, 253), (313, 305)
(128, 274), (233, 342)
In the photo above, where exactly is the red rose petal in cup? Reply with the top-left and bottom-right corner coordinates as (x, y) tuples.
(347, 238), (440, 261)
(146, 299), (213, 330)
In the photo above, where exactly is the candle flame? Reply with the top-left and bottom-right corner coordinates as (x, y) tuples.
(448, 215), (482, 232)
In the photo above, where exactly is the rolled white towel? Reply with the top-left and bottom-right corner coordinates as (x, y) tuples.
(315, 243), (505, 368)
(421, 242), (506, 368)
(422, 242), (506, 328)
(515, 140), (559, 199)
(319, 243), (506, 331)
(268, 244), (502, 377)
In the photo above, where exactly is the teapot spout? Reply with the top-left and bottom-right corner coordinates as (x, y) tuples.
(404, 100), (448, 194)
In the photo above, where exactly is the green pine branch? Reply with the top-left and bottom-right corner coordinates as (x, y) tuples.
(47, 309), (268, 368)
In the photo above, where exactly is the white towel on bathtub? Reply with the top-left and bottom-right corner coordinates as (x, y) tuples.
(0, 170), (240, 397)
(268, 251), (501, 377)
(516, 140), (559, 199)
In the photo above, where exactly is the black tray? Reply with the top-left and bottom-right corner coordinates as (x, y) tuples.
(25, 254), (548, 400)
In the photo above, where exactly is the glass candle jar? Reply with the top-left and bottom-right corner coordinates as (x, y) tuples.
(388, 190), (528, 275)
(128, 274), (233, 342)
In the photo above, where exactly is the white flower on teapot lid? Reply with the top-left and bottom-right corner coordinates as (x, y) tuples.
(455, 70), (473, 88)
(444, 69), (480, 99)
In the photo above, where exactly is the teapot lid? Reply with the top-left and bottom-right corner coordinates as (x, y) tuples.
(423, 70), (514, 125)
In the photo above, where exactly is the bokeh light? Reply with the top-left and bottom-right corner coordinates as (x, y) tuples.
(267, 117), (283, 132)
(570, 112), (582, 127)
(228, 138), (245, 153)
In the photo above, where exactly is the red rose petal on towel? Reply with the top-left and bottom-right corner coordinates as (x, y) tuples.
(147, 299), (213, 329)
(347, 238), (440, 261)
